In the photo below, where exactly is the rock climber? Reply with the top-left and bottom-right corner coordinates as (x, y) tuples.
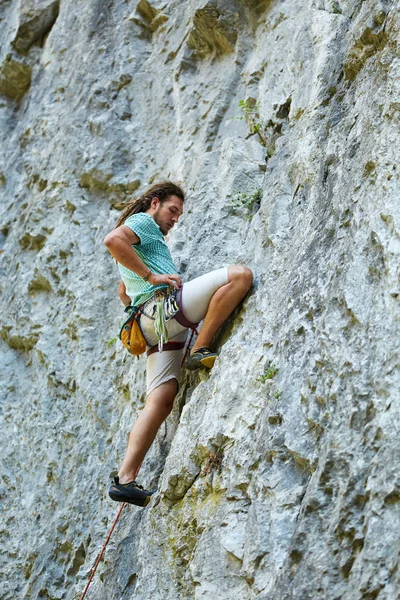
(104, 181), (253, 507)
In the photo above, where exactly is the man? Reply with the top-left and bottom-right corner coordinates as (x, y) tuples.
(104, 181), (253, 507)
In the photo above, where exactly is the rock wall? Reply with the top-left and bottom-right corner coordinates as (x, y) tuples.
(0, 0), (399, 599)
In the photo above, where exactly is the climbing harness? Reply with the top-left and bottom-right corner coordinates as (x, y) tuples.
(79, 502), (126, 600)
(119, 283), (200, 376)
(135, 285), (198, 360)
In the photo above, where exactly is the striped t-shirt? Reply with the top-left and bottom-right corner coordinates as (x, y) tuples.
(118, 212), (178, 307)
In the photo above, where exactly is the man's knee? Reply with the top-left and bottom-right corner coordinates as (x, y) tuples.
(147, 378), (178, 415)
(150, 396), (174, 418)
(228, 265), (254, 290)
(162, 397), (175, 416)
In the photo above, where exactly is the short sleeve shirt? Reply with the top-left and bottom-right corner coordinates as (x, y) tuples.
(118, 212), (178, 306)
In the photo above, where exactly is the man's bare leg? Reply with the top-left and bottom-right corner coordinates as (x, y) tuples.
(191, 265), (253, 353)
(118, 378), (178, 483)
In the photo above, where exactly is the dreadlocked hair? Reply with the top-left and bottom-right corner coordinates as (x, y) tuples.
(115, 181), (185, 228)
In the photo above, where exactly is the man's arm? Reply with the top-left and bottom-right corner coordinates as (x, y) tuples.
(118, 280), (131, 306)
(104, 226), (182, 288)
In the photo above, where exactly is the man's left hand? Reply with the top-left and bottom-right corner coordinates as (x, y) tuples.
(148, 273), (182, 289)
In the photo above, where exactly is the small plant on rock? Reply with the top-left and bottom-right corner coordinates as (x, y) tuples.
(228, 98), (266, 144)
(238, 98), (266, 145)
(230, 188), (262, 216)
(256, 364), (279, 383)
(238, 98), (260, 117)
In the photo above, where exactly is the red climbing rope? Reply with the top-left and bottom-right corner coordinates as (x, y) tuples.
(181, 326), (199, 366)
(79, 502), (126, 600)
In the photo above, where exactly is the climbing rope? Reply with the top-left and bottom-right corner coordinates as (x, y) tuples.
(181, 326), (198, 366)
(79, 502), (126, 600)
(154, 299), (168, 352)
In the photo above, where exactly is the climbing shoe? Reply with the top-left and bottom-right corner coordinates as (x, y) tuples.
(108, 476), (154, 507)
(186, 347), (218, 370)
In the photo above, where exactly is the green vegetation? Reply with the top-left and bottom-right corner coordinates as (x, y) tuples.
(229, 98), (265, 145)
(238, 99), (265, 144)
(107, 337), (117, 347)
(238, 98), (260, 116)
(256, 364), (279, 383)
(330, 0), (342, 14)
(230, 188), (262, 214)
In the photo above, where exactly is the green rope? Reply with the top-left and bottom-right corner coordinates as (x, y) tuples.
(154, 300), (168, 351)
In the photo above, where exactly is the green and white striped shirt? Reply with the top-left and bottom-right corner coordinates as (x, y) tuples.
(118, 212), (178, 307)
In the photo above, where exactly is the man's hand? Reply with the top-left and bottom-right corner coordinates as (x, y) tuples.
(148, 273), (182, 289)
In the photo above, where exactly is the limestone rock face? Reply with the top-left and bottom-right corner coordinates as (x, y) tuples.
(0, 1), (399, 599)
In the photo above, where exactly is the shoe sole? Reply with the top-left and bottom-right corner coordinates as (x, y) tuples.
(186, 355), (217, 370)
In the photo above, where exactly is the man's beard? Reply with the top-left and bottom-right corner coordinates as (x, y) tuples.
(153, 211), (168, 235)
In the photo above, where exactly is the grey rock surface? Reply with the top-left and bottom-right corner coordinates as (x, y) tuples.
(0, 0), (399, 599)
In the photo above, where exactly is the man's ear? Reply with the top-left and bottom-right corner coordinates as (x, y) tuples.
(150, 196), (160, 209)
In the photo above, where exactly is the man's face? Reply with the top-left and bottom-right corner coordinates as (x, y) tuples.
(152, 195), (184, 235)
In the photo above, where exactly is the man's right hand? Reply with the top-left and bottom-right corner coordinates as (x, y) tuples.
(148, 273), (182, 289)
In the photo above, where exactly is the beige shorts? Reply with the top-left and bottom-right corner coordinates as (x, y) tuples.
(139, 267), (229, 396)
